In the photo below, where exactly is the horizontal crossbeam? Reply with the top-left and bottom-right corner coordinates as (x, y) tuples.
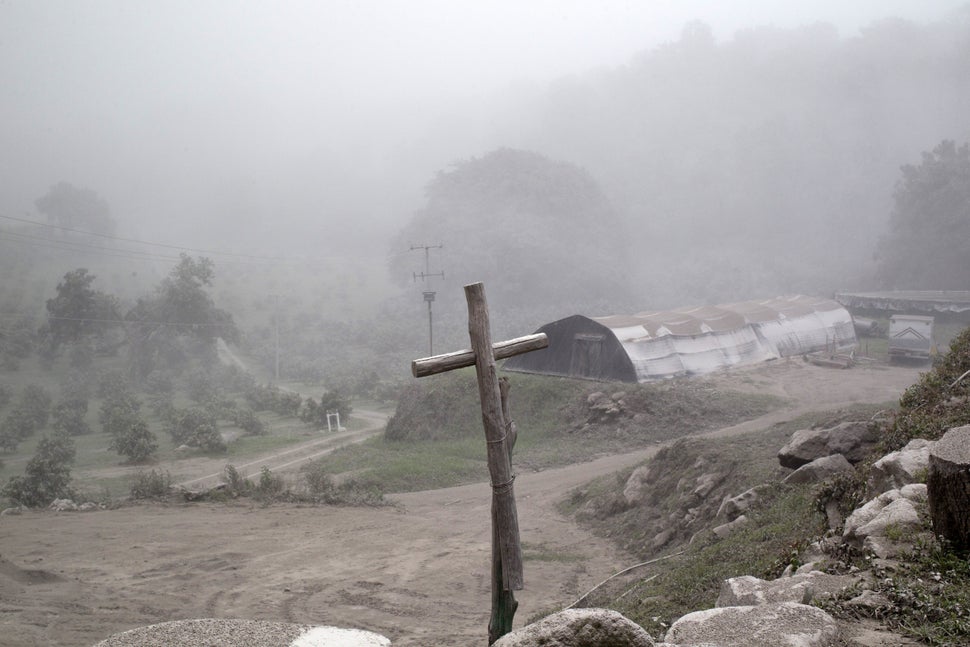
(411, 333), (548, 378)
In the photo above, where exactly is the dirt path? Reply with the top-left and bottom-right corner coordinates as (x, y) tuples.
(0, 361), (924, 646)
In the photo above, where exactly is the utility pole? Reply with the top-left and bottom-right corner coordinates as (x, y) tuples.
(411, 243), (444, 356)
(273, 293), (280, 382)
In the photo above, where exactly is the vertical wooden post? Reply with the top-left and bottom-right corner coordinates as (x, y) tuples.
(489, 378), (519, 643)
(465, 283), (523, 643)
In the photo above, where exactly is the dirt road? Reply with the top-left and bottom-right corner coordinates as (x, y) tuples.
(0, 361), (923, 646)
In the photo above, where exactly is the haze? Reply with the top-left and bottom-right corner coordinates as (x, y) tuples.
(2, 0), (969, 343)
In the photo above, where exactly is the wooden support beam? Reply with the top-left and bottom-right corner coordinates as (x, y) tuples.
(411, 333), (548, 378)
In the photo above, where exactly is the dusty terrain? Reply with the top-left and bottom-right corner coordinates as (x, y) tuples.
(0, 360), (923, 646)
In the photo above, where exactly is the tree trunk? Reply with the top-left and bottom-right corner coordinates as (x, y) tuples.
(927, 425), (970, 552)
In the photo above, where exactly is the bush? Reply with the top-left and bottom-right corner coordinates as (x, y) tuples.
(232, 407), (266, 436)
(167, 407), (226, 452)
(129, 469), (172, 499)
(301, 390), (353, 428)
(52, 399), (91, 436)
(109, 418), (158, 463)
(256, 465), (286, 498)
(883, 325), (970, 451)
(2, 434), (76, 507)
(20, 384), (52, 429)
(97, 371), (128, 399)
(99, 390), (142, 437)
(223, 463), (252, 496)
(0, 407), (36, 450)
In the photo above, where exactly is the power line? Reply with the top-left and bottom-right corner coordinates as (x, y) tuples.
(0, 213), (287, 262)
(0, 230), (183, 263)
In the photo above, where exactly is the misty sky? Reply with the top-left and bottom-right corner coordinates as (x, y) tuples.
(0, 0), (963, 248)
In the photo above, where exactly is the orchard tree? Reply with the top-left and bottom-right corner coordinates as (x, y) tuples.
(35, 182), (116, 235)
(2, 433), (76, 507)
(109, 418), (158, 463)
(878, 140), (970, 289)
(52, 399), (91, 436)
(44, 269), (120, 348)
(126, 254), (238, 378)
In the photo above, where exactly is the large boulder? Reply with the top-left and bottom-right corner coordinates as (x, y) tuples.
(778, 421), (879, 469)
(843, 485), (927, 544)
(664, 602), (841, 646)
(492, 608), (655, 647)
(717, 572), (861, 607)
(868, 438), (934, 495)
(782, 454), (854, 485)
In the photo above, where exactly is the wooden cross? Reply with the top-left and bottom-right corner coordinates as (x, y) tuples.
(411, 282), (548, 644)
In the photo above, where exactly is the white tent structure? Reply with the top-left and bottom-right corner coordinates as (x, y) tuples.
(504, 295), (857, 382)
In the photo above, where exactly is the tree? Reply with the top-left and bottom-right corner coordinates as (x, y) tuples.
(2, 433), (76, 507)
(109, 418), (158, 463)
(19, 384), (52, 429)
(877, 140), (970, 289)
(35, 182), (116, 235)
(126, 254), (238, 378)
(52, 399), (91, 436)
(166, 407), (226, 452)
(389, 149), (633, 313)
(301, 390), (353, 428)
(44, 269), (120, 348)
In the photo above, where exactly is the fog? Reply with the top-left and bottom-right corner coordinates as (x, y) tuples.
(1, 1), (967, 316)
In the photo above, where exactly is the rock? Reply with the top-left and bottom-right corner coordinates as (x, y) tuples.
(783, 454), (854, 485)
(846, 589), (891, 610)
(665, 602), (841, 646)
(712, 515), (749, 539)
(692, 472), (725, 499)
(1, 506), (24, 516)
(49, 498), (77, 512)
(716, 486), (767, 521)
(492, 608), (656, 647)
(844, 489), (923, 544)
(717, 572), (860, 607)
(79, 502), (100, 512)
(778, 421), (879, 469)
(623, 465), (656, 506)
(652, 529), (675, 550)
(868, 439), (933, 495)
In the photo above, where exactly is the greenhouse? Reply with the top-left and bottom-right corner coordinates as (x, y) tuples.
(503, 295), (857, 382)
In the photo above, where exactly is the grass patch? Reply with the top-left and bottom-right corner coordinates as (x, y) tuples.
(589, 485), (826, 639)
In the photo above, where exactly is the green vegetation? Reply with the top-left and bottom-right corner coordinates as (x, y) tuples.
(602, 487), (825, 638)
(884, 325), (970, 451)
(310, 369), (784, 493)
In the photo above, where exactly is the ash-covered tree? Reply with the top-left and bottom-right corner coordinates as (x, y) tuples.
(2, 432), (76, 507)
(35, 182), (116, 236)
(109, 418), (158, 463)
(389, 148), (633, 314)
(301, 390), (353, 429)
(43, 269), (120, 351)
(51, 399), (91, 436)
(126, 254), (239, 378)
(878, 140), (970, 289)
(166, 407), (226, 452)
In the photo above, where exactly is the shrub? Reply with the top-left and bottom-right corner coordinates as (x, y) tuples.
(0, 407), (36, 449)
(223, 463), (252, 496)
(2, 434), (76, 507)
(256, 465), (286, 498)
(883, 325), (970, 451)
(20, 384), (52, 429)
(232, 407), (266, 436)
(109, 418), (158, 463)
(129, 469), (172, 499)
(167, 407), (226, 452)
(52, 399), (91, 436)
